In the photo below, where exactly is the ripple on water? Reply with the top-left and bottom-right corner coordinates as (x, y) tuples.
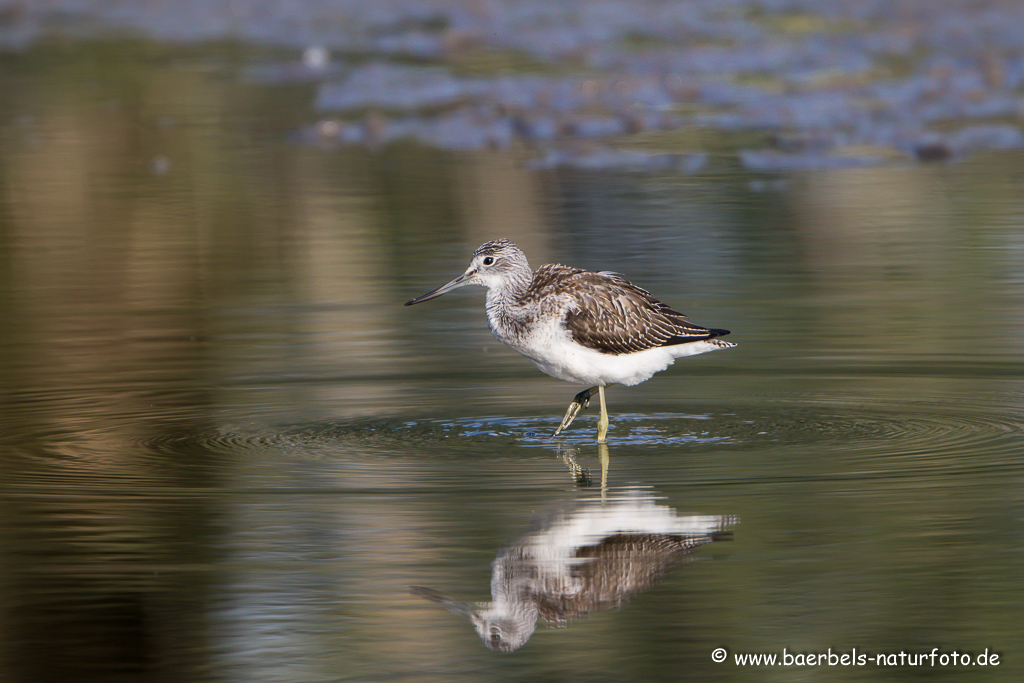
(429, 413), (739, 447)
(6, 395), (1022, 488)
(319, 399), (1023, 462)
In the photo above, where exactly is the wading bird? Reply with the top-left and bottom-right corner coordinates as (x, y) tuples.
(405, 239), (734, 442)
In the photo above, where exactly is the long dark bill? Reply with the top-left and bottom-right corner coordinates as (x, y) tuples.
(404, 274), (469, 305)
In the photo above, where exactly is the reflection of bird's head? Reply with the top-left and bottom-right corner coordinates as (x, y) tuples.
(470, 606), (537, 653)
(410, 586), (537, 654)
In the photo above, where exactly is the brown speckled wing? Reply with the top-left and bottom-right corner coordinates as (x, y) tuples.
(534, 533), (716, 623)
(531, 267), (728, 355)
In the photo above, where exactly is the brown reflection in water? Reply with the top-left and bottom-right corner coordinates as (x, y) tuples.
(412, 488), (735, 653)
(0, 42), (563, 680)
(791, 163), (1024, 362)
(0, 493), (219, 683)
(0, 50), (256, 683)
(454, 151), (551, 265)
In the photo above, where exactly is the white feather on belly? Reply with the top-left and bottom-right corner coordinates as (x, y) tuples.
(495, 315), (731, 387)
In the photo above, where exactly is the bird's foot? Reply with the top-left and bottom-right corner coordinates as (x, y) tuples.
(553, 387), (599, 437)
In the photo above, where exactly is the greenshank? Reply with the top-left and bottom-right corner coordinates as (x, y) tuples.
(405, 239), (735, 442)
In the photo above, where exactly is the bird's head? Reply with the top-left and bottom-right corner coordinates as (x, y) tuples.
(404, 239), (530, 305)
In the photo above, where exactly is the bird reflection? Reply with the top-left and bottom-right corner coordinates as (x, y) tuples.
(412, 488), (736, 653)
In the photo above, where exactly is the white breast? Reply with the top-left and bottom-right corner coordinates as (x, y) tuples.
(494, 314), (727, 387)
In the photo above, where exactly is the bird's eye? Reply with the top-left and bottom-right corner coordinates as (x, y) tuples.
(482, 256), (495, 266)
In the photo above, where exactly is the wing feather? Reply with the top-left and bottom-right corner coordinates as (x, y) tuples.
(527, 267), (729, 355)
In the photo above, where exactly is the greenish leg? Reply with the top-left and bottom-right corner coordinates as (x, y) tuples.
(553, 386), (599, 436)
(596, 385), (609, 443)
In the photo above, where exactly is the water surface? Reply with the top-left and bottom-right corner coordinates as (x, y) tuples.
(1, 38), (1023, 683)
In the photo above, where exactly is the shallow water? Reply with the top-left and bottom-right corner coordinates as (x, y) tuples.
(2, 39), (1024, 682)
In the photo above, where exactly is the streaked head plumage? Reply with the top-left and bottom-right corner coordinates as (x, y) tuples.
(468, 239), (530, 282)
(472, 238), (519, 258)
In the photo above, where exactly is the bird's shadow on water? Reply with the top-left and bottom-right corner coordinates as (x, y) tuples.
(409, 485), (738, 653)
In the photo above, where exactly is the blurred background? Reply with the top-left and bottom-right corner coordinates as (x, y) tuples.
(1, 1), (1023, 681)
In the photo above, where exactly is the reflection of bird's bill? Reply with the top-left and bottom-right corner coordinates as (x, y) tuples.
(409, 585), (474, 619)
(404, 273), (471, 305)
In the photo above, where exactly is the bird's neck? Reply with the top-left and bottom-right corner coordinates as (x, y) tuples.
(488, 550), (540, 617)
(484, 268), (534, 342)
(486, 268), (532, 304)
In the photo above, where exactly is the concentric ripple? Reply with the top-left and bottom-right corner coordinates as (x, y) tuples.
(146, 395), (1021, 462)
(5, 392), (1023, 489)
(733, 398), (1024, 460)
